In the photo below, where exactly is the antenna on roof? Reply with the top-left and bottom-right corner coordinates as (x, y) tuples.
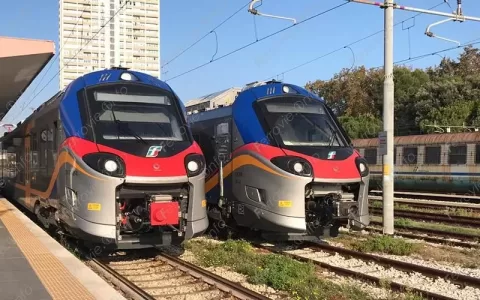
(111, 65), (130, 70)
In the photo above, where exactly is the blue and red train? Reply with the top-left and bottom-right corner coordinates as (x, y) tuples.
(186, 80), (370, 241)
(0, 68), (208, 249)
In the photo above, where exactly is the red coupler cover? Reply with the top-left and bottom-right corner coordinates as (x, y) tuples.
(150, 202), (179, 226)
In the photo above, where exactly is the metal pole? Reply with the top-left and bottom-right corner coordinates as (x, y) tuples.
(383, 0), (395, 235)
(348, 0), (480, 22)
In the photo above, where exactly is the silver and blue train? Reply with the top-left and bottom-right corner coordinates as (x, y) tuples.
(0, 68), (209, 249)
(186, 80), (371, 241)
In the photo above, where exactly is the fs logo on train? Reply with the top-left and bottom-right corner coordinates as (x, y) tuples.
(146, 146), (163, 157)
(327, 151), (336, 159)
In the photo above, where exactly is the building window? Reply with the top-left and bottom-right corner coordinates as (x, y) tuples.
(364, 148), (377, 165)
(425, 146), (441, 165)
(476, 144), (480, 164)
(449, 145), (467, 165)
(402, 147), (417, 164)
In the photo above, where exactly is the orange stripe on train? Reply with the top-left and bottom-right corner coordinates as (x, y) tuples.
(15, 151), (105, 199)
(205, 154), (291, 193)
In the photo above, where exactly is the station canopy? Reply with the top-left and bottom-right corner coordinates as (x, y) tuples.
(0, 36), (55, 125)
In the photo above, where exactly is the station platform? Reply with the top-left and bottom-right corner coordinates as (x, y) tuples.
(0, 198), (127, 300)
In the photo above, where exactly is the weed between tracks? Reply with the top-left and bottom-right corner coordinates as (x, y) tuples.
(351, 235), (421, 256)
(184, 239), (374, 300)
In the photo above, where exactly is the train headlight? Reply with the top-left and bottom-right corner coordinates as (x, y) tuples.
(120, 72), (137, 81)
(187, 160), (199, 172)
(184, 153), (205, 177)
(359, 163), (366, 173)
(83, 153), (126, 178)
(355, 157), (369, 177)
(104, 160), (118, 172)
(271, 156), (313, 177)
(293, 162), (304, 173)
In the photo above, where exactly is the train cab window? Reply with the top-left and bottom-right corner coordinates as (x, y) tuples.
(425, 146), (441, 165)
(364, 148), (377, 165)
(476, 144), (480, 164)
(448, 145), (467, 165)
(402, 147), (417, 164)
(394, 148), (397, 164)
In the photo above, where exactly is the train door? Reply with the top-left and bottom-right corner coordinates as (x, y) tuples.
(213, 119), (232, 202)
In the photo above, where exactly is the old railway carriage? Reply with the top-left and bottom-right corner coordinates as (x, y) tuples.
(0, 68), (208, 249)
(186, 80), (370, 241)
(353, 132), (480, 194)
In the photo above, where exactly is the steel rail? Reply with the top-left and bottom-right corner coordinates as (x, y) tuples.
(369, 190), (480, 203)
(370, 207), (480, 226)
(309, 242), (480, 289)
(157, 252), (271, 300)
(87, 258), (155, 300)
(364, 227), (480, 249)
(369, 196), (480, 210)
(252, 243), (456, 300)
(369, 220), (480, 241)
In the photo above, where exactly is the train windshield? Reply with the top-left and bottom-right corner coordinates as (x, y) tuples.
(86, 84), (188, 142)
(257, 97), (348, 147)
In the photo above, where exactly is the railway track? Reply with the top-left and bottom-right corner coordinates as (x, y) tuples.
(369, 196), (480, 212)
(309, 242), (480, 290)
(253, 242), (459, 300)
(85, 249), (272, 300)
(3, 197), (271, 300)
(369, 220), (480, 242)
(369, 207), (480, 227)
(369, 190), (480, 204)
(364, 227), (480, 249)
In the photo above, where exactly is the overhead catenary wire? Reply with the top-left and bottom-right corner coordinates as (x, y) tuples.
(164, 1), (351, 82)
(160, 0), (251, 70)
(29, 5), (90, 101)
(392, 36), (480, 66)
(264, 1), (448, 81)
(7, 0), (130, 124)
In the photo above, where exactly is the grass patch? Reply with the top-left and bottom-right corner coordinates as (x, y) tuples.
(185, 239), (375, 300)
(351, 235), (421, 256)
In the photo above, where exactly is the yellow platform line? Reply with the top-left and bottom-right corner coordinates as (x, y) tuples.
(0, 200), (95, 300)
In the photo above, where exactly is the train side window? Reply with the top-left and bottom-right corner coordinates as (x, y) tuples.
(364, 148), (377, 164)
(449, 145), (467, 165)
(425, 146), (441, 165)
(394, 148), (396, 164)
(476, 144), (480, 164)
(31, 133), (38, 169)
(402, 147), (417, 164)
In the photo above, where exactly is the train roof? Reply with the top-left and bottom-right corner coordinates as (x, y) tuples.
(185, 79), (323, 116)
(1, 68), (172, 140)
(353, 131), (480, 147)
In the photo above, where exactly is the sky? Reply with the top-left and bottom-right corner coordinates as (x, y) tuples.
(1, 0), (480, 125)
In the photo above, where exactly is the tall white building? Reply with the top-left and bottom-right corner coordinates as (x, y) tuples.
(59, 0), (160, 89)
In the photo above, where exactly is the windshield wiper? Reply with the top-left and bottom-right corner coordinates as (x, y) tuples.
(110, 109), (148, 145)
(325, 120), (341, 148)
